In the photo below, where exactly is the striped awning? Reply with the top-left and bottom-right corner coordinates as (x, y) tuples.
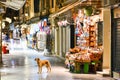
(0, 0), (26, 10)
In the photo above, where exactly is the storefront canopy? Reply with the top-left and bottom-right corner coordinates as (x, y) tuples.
(49, 0), (101, 18)
(0, 0), (26, 10)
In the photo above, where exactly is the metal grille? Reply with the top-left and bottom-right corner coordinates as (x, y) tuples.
(97, 21), (103, 45)
(113, 18), (120, 72)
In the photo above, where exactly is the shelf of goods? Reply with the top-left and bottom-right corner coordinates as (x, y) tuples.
(65, 47), (103, 73)
(89, 25), (97, 47)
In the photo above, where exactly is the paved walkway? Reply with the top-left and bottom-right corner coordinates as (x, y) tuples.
(0, 50), (115, 80)
(0, 40), (115, 80)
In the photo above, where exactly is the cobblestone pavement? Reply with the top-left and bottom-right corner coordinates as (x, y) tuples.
(0, 41), (115, 80)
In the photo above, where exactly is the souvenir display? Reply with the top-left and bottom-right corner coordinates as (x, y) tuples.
(65, 9), (103, 73)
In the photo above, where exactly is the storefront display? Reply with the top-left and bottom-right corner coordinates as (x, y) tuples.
(27, 19), (51, 51)
(36, 31), (46, 50)
(65, 9), (103, 74)
(26, 23), (39, 49)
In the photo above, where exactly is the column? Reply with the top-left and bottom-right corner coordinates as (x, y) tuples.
(29, 0), (34, 18)
(59, 26), (63, 57)
(50, 17), (56, 55)
(55, 27), (59, 55)
(62, 27), (66, 57)
(103, 8), (111, 70)
(66, 26), (70, 52)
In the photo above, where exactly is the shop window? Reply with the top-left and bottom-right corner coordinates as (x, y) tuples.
(34, 0), (40, 13)
(61, 0), (64, 3)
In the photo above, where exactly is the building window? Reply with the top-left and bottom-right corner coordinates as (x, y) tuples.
(46, 0), (50, 9)
(52, 0), (54, 8)
(34, 0), (40, 13)
(61, 0), (64, 2)
(41, 0), (45, 10)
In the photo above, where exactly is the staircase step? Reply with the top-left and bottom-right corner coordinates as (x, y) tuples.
(97, 69), (110, 77)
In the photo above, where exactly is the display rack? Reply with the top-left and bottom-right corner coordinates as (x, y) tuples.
(89, 25), (97, 48)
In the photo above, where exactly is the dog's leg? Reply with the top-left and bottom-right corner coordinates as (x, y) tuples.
(48, 62), (51, 72)
(46, 64), (51, 72)
(38, 67), (40, 74)
(46, 66), (49, 73)
(47, 67), (51, 72)
(40, 66), (42, 73)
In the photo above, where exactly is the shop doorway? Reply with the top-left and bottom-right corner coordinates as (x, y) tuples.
(70, 25), (75, 48)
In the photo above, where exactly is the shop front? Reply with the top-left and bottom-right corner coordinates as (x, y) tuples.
(49, 9), (75, 57)
(57, 19), (71, 57)
(26, 23), (39, 49)
(49, 5), (105, 74)
(26, 19), (51, 53)
(48, 0), (112, 74)
(36, 19), (51, 51)
(64, 8), (104, 73)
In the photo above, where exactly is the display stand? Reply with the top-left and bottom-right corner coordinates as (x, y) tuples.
(89, 25), (96, 47)
(84, 62), (89, 73)
(65, 9), (103, 74)
(36, 31), (46, 50)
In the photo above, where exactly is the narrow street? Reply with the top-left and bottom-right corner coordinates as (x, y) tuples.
(0, 40), (114, 80)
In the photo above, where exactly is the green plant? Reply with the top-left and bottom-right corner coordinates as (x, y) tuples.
(84, 6), (93, 16)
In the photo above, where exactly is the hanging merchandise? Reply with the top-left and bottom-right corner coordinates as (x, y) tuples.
(75, 26), (79, 34)
(44, 26), (50, 34)
(72, 13), (77, 22)
(75, 20), (83, 36)
(43, 19), (47, 27)
(38, 21), (44, 31)
(57, 20), (69, 27)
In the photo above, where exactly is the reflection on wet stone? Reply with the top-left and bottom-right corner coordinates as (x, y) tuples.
(0, 49), (114, 80)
